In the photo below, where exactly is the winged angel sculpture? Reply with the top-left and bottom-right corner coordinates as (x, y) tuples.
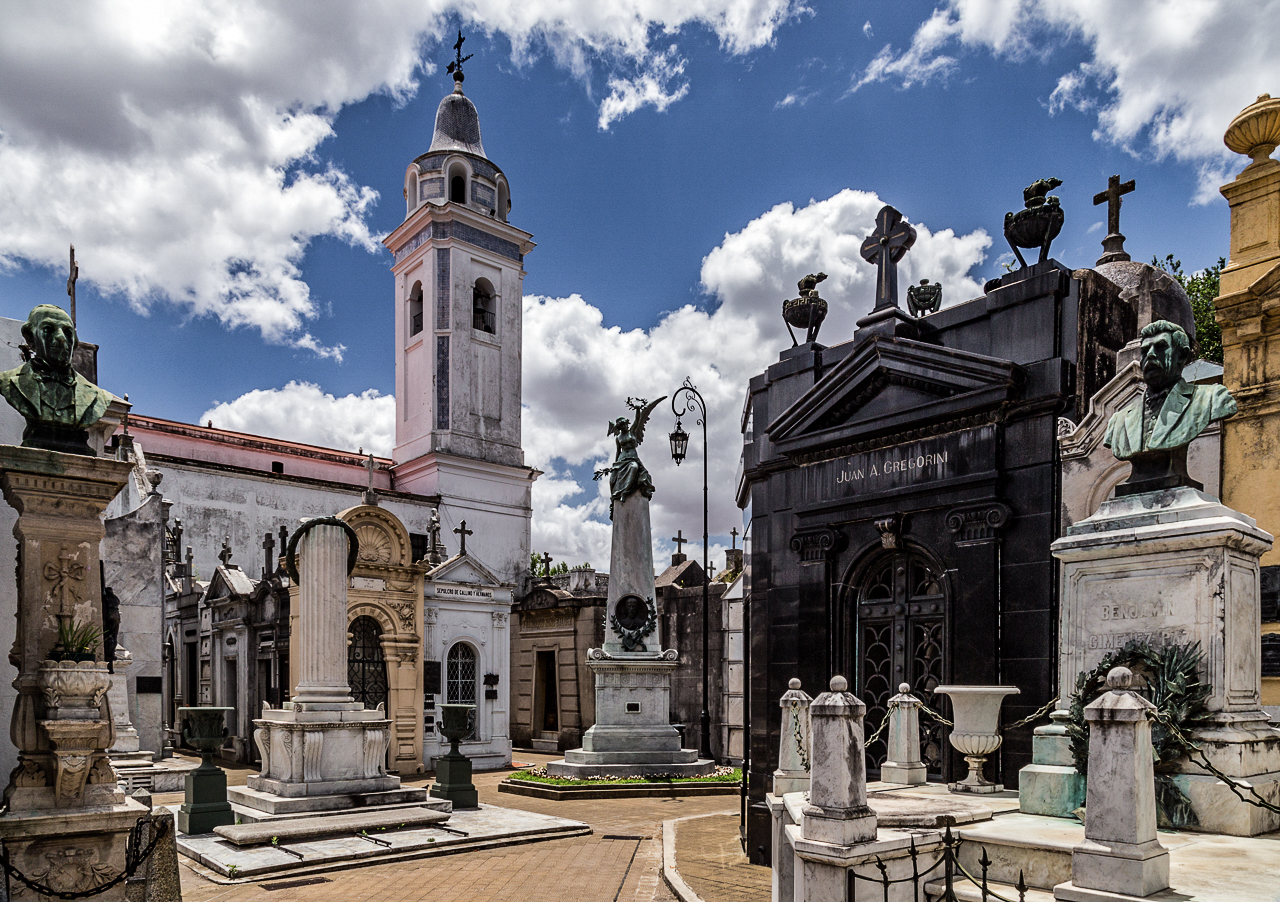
(594, 396), (666, 519)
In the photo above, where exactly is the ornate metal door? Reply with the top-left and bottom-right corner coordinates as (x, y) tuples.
(447, 642), (478, 739)
(348, 616), (388, 711)
(855, 551), (947, 779)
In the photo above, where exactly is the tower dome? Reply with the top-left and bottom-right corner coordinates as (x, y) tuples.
(428, 82), (486, 158)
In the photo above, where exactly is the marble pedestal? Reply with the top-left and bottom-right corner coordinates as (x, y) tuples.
(1022, 487), (1280, 835)
(547, 654), (714, 778)
(228, 703), (423, 816)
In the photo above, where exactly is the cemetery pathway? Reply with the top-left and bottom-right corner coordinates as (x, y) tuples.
(162, 751), (766, 902)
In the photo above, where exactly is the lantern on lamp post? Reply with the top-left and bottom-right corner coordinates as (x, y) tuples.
(669, 379), (711, 761)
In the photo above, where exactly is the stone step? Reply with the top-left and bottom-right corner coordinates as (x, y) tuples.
(227, 785), (433, 820)
(953, 813), (1081, 889)
(214, 804), (452, 846)
(228, 798), (449, 825)
(924, 877), (1057, 901)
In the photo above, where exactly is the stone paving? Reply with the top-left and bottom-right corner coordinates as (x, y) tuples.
(161, 751), (750, 902)
(670, 814), (771, 902)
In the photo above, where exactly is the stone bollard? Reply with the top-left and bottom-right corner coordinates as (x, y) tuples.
(801, 675), (876, 846)
(774, 678), (812, 794)
(1056, 667), (1170, 902)
(881, 683), (927, 785)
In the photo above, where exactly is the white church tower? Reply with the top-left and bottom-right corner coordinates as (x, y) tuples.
(384, 43), (538, 586)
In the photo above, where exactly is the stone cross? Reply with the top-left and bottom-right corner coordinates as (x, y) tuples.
(729, 527), (739, 550)
(278, 525), (289, 562)
(453, 520), (473, 556)
(45, 546), (85, 616)
(66, 244), (78, 326)
(539, 552), (553, 578)
(219, 537), (233, 568)
(860, 205), (917, 312)
(671, 530), (688, 554)
(263, 531), (275, 576)
(1093, 174), (1136, 265)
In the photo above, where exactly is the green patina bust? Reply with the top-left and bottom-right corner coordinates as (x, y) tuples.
(0, 304), (115, 455)
(1103, 319), (1236, 495)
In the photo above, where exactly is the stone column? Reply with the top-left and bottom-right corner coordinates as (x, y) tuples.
(773, 678), (811, 795)
(291, 522), (355, 707)
(1056, 667), (1169, 902)
(801, 675), (876, 846)
(881, 683), (927, 785)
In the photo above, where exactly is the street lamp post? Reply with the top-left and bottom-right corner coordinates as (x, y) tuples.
(669, 378), (712, 761)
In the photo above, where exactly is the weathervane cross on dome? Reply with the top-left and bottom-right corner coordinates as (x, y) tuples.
(447, 29), (473, 84)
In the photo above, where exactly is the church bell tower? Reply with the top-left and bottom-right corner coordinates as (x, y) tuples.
(383, 38), (537, 580)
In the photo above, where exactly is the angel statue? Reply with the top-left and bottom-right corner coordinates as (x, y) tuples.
(594, 395), (667, 519)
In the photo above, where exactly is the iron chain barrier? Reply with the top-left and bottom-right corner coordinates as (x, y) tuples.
(0, 813), (168, 900)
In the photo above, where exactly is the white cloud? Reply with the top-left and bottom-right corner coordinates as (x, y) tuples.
(521, 189), (990, 567)
(0, 1), (805, 353)
(598, 46), (690, 130)
(201, 381), (395, 455)
(851, 0), (1280, 200)
(775, 89), (818, 109)
(195, 189), (990, 570)
(862, 21), (874, 39)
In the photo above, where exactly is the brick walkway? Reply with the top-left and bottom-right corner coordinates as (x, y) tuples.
(671, 815), (771, 902)
(169, 752), (740, 902)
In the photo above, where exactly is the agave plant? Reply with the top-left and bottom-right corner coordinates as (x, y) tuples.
(53, 618), (101, 662)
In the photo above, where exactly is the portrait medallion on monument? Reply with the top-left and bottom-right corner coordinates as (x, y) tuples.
(610, 594), (657, 651)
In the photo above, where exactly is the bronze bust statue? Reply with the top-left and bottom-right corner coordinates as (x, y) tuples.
(1103, 319), (1236, 495)
(0, 304), (115, 455)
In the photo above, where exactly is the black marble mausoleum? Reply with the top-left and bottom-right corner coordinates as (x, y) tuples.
(738, 248), (1136, 861)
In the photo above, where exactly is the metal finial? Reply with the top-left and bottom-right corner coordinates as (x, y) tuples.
(446, 29), (473, 89)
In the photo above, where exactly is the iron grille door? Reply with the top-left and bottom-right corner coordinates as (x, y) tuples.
(857, 552), (947, 779)
(348, 616), (388, 711)
(447, 642), (478, 739)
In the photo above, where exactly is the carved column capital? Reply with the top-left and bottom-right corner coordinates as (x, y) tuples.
(946, 502), (1012, 545)
(790, 526), (846, 563)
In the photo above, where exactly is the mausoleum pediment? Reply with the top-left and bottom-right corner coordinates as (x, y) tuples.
(427, 552), (504, 588)
(768, 336), (1022, 456)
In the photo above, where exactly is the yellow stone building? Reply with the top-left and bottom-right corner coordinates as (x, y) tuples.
(1216, 93), (1280, 705)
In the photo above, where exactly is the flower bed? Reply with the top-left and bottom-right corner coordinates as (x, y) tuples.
(508, 765), (740, 787)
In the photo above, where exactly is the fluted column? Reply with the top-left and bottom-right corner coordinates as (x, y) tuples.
(292, 523), (354, 706)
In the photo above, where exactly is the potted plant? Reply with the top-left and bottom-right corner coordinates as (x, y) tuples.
(50, 618), (101, 663)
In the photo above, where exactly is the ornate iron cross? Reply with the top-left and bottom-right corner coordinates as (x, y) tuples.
(860, 205), (917, 312)
(447, 29), (473, 79)
(453, 520), (473, 556)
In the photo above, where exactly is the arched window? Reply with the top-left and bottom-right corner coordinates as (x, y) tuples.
(496, 180), (509, 223)
(446, 642), (478, 739)
(408, 281), (424, 337)
(348, 616), (388, 712)
(472, 278), (496, 334)
(407, 172), (418, 217)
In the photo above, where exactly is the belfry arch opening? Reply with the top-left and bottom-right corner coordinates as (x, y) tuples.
(448, 161), (468, 204)
(408, 281), (424, 337)
(473, 278), (496, 334)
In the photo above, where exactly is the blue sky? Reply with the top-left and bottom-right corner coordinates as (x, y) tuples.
(0, 1), (1274, 568)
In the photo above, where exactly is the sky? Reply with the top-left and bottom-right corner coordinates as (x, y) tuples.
(0, 0), (1276, 573)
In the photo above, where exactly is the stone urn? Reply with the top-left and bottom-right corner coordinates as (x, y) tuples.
(1225, 93), (1280, 170)
(431, 704), (478, 808)
(38, 660), (112, 721)
(179, 706), (233, 762)
(437, 704), (476, 757)
(177, 706), (235, 834)
(935, 685), (1020, 793)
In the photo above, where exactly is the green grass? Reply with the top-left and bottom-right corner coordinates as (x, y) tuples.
(506, 766), (741, 787)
